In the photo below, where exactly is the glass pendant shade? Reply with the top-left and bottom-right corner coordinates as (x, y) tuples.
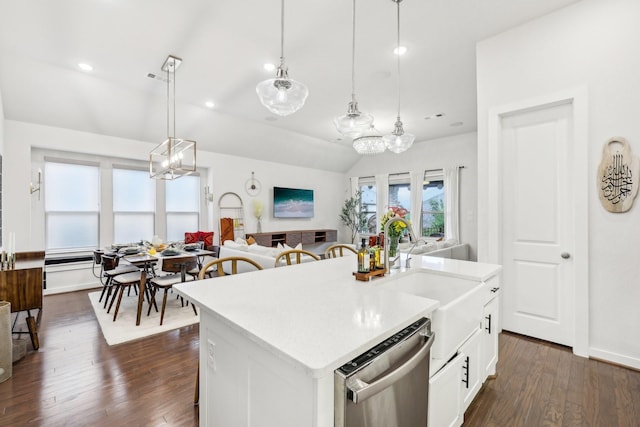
(256, 0), (308, 116)
(334, 99), (374, 138)
(383, 118), (415, 154)
(256, 64), (308, 116)
(353, 125), (386, 155)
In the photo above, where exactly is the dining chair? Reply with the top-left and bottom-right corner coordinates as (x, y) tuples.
(198, 256), (264, 278)
(194, 256), (264, 405)
(274, 249), (321, 267)
(324, 244), (357, 259)
(99, 253), (139, 308)
(110, 269), (147, 323)
(146, 255), (199, 326)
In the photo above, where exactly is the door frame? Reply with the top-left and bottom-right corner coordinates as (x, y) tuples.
(485, 87), (589, 357)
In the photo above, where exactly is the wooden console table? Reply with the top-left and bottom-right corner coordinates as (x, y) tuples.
(0, 251), (45, 350)
(246, 229), (337, 247)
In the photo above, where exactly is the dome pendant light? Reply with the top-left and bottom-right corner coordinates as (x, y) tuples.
(256, 0), (308, 116)
(383, 0), (415, 154)
(334, 0), (373, 140)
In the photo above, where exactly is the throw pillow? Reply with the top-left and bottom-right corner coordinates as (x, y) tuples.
(246, 236), (256, 245)
(184, 231), (200, 244)
(198, 231), (214, 247)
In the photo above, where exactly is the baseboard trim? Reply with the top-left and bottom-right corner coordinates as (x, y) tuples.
(589, 347), (640, 372)
(44, 283), (101, 296)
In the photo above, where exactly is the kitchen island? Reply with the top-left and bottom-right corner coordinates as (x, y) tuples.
(175, 254), (501, 427)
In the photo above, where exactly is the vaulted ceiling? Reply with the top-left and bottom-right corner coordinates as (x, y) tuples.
(0, 0), (580, 172)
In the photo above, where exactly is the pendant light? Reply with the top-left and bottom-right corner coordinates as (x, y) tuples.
(334, 0), (373, 139)
(256, 0), (308, 116)
(383, 0), (415, 154)
(353, 124), (386, 155)
(149, 55), (197, 180)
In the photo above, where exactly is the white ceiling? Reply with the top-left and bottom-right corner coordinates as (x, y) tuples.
(0, 0), (580, 172)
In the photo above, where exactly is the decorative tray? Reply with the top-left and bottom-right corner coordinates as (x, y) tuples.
(352, 268), (387, 282)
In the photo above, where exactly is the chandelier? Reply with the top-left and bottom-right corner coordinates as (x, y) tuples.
(149, 55), (196, 180)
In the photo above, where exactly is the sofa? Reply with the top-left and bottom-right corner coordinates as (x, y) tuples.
(399, 239), (469, 261)
(218, 239), (318, 274)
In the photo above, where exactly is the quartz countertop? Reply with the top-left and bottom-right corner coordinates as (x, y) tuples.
(175, 256), (440, 378)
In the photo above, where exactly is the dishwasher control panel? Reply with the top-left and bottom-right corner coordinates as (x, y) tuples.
(337, 317), (431, 376)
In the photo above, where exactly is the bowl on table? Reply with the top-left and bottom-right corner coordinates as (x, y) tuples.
(183, 243), (200, 251)
(161, 248), (182, 256)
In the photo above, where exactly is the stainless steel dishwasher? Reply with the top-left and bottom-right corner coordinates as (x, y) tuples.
(334, 318), (435, 427)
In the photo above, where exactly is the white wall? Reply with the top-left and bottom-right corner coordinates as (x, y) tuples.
(346, 132), (478, 260)
(4, 120), (346, 293)
(477, 0), (640, 368)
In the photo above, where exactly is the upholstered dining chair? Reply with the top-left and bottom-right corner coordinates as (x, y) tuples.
(324, 244), (357, 259)
(146, 255), (199, 326)
(274, 249), (321, 267)
(194, 256), (264, 405)
(109, 268), (147, 323)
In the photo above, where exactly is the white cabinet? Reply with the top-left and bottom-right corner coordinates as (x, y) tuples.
(482, 277), (501, 378)
(429, 352), (464, 427)
(460, 328), (483, 411)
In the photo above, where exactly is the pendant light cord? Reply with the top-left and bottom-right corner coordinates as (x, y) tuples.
(351, 0), (357, 101)
(280, 0), (285, 64)
(395, 0), (401, 119)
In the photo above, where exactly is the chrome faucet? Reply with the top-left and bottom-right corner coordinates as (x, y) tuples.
(405, 238), (427, 268)
(383, 217), (417, 273)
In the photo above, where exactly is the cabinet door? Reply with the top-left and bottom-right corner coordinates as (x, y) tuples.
(429, 352), (464, 427)
(483, 295), (500, 378)
(460, 328), (483, 411)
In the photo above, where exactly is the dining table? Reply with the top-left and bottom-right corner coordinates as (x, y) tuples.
(114, 247), (217, 326)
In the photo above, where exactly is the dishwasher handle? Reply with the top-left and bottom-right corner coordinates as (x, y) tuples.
(348, 331), (435, 404)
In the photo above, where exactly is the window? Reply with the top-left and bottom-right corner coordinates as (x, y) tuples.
(113, 168), (155, 244)
(389, 173), (411, 220)
(359, 178), (377, 234)
(422, 175), (445, 237)
(45, 161), (100, 250)
(166, 175), (200, 242)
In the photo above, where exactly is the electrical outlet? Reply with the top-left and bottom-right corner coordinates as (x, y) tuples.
(207, 339), (216, 371)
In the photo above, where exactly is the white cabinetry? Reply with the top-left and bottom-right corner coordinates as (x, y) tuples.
(428, 352), (464, 427)
(460, 328), (483, 411)
(483, 277), (501, 378)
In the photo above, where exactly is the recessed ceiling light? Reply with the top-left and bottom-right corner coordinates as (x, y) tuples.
(205, 101), (215, 109)
(263, 63), (276, 72)
(425, 113), (445, 120)
(78, 63), (93, 72)
(393, 46), (407, 55)
(450, 121), (464, 127)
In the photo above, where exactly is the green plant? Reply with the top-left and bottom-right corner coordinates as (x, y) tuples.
(339, 190), (367, 244)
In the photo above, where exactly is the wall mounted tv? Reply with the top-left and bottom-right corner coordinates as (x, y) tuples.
(273, 186), (314, 218)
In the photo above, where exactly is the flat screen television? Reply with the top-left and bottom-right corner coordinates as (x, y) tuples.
(273, 186), (314, 218)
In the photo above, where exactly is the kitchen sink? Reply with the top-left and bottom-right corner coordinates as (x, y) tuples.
(378, 270), (485, 360)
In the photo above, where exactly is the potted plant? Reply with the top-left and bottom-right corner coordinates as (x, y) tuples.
(339, 190), (367, 244)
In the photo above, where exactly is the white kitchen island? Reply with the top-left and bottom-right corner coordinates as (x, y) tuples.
(175, 254), (500, 427)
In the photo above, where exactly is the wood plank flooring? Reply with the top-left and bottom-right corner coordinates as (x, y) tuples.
(2, 289), (640, 426)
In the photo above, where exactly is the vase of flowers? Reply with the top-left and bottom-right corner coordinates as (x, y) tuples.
(253, 199), (263, 233)
(380, 206), (409, 258)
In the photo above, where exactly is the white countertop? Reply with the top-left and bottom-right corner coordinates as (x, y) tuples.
(414, 255), (502, 282)
(175, 256), (440, 378)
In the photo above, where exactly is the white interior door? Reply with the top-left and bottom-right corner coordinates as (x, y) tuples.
(501, 102), (574, 347)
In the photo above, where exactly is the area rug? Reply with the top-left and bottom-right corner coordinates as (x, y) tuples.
(88, 290), (199, 346)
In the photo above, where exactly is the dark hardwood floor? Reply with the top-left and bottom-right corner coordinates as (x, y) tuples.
(2, 289), (640, 426)
(0, 289), (199, 426)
